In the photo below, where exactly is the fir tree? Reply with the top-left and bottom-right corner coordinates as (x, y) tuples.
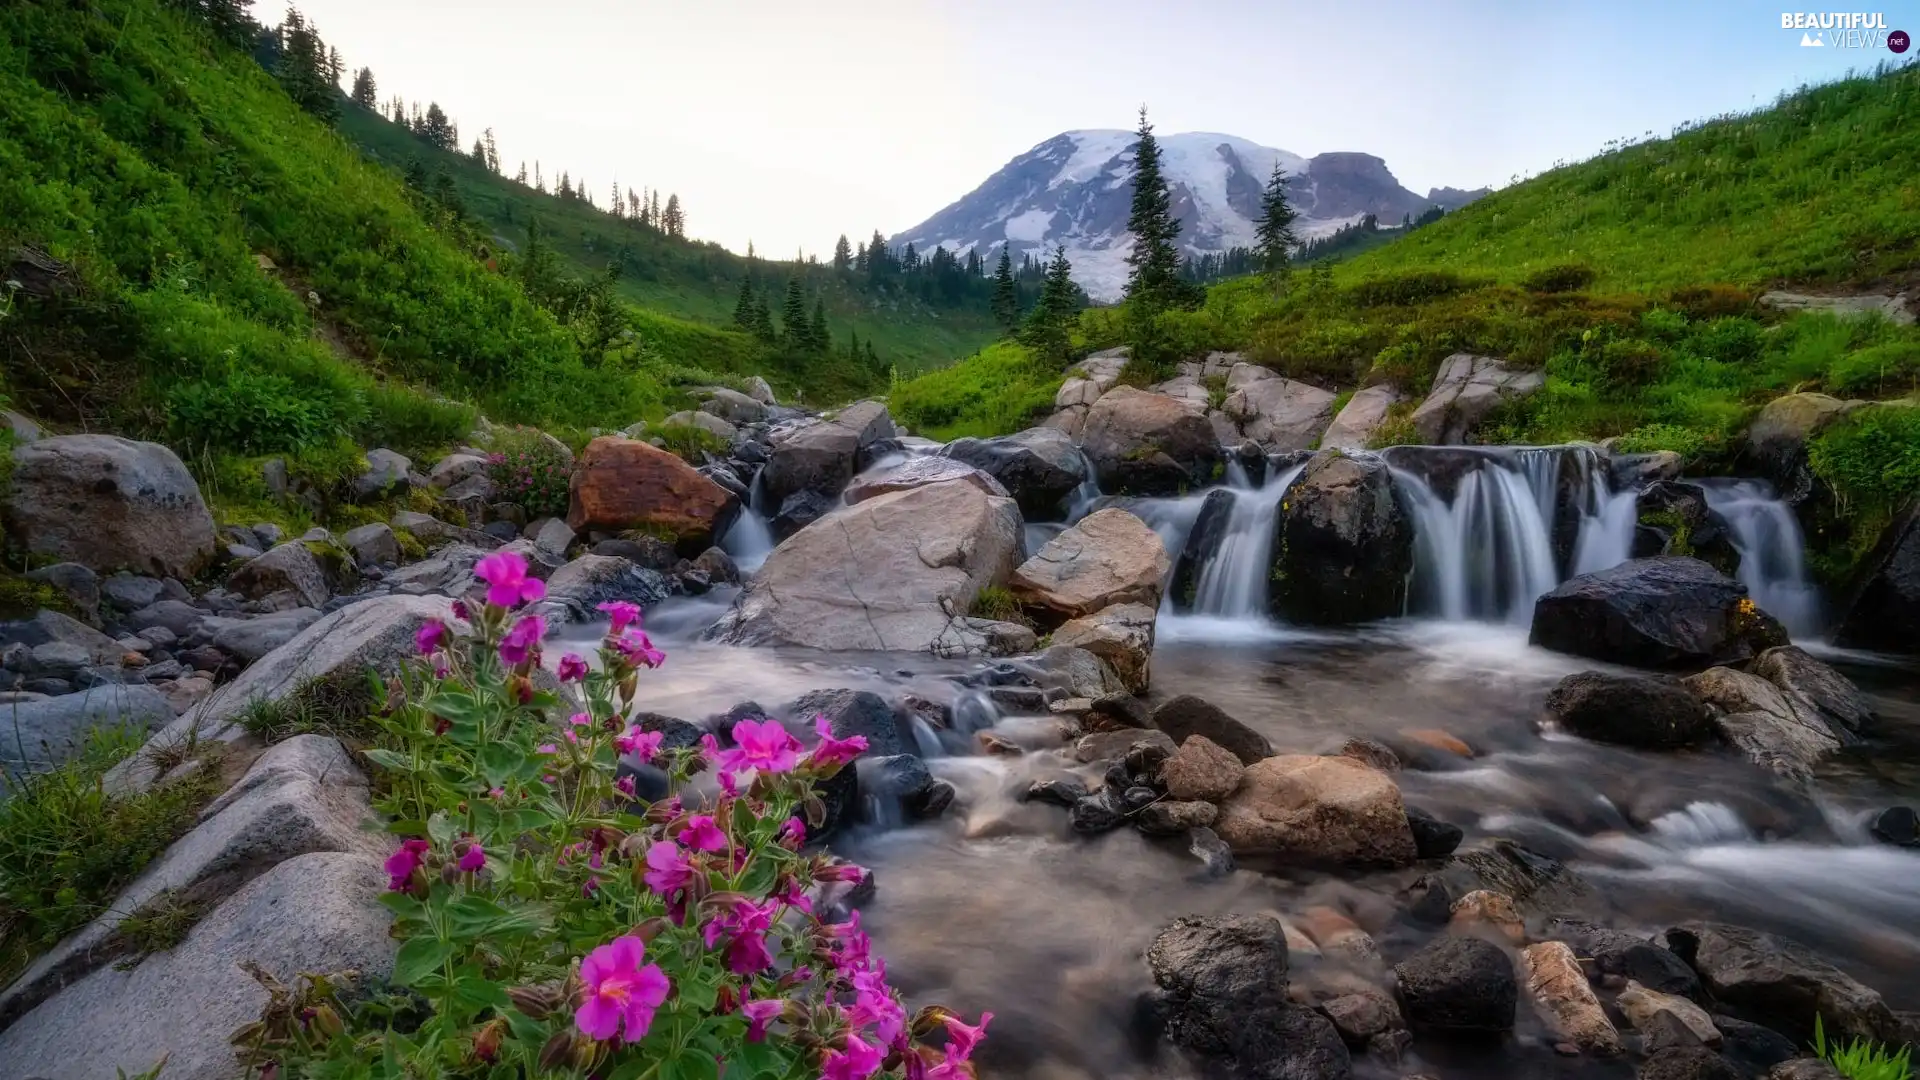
(732, 278), (756, 331)
(751, 293), (776, 342)
(662, 194), (684, 238)
(832, 235), (852, 273)
(326, 45), (343, 88)
(865, 230), (890, 280)
(471, 138), (487, 165)
(421, 102), (455, 151)
(807, 298), (829, 352)
(557, 172), (572, 201)
(1021, 245), (1080, 359)
(780, 278), (807, 342)
(349, 66), (376, 108)
(864, 340), (881, 373)
(650, 190), (661, 227)
(483, 128), (501, 174)
(170, 0), (257, 47)
(990, 247), (1019, 330)
(1253, 161), (1300, 287)
(274, 9), (339, 123)
(533, 161), (545, 194)
(515, 161), (528, 185)
(1122, 105), (1191, 314)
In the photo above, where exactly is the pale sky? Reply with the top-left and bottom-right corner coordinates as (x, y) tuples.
(295, 0), (1908, 257)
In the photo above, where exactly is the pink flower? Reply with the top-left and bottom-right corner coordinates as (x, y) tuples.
(822, 910), (873, 974)
(678, 815), (728, 853)
(741, 997), (782, 1042)
(720, 718), (802, 775)
(451, 599), (471, 621)
(807, 715), (868, 770)
(821, 1030), (884, 1080)
(557, 653), (589, 682)
(475, 551), (547, 609)
(943, 1012), (992, 1062)
(614, 628), (665, 669)
(717, 768), (740, 798)
(498, 614), (546, 667)
(777, 878), (814, 914)
(702, 897), (779, 976)
(384, 838), (430, 891)
(615, 774), (637, 798)
(537, 742), (559, 755)
(816, 860), (868, 884)
(643, 840), (695, 895)
(488, 786), (505, 799)
(457, 841), (486, 873)
(848, 966), (905, 1044)
(779, 816), (806, 848)
(597, 600), (642, 635)
(568, 711), (592, 727)
(615, 727), (664, 762)
(575, 936), (670, 1043)
(414, 620), (447, 656)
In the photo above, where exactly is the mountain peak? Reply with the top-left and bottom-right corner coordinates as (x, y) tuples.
(897, 130), (1480, 300)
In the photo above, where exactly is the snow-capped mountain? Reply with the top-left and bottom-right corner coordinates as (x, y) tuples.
(896, 130), (1486, 301)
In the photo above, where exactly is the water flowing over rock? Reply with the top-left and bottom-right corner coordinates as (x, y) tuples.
(1393, 935), (1518, 1036)
(843, 456), (1007, 505)
(1522, 940), (1623, 1055)
(1636, 481), (1742, 575)
(1219, 365), (1337, 449)
(1007, 507), (1168, 618)
(1213, 754), (1417, 865)
(1049, 602), (1156, 694)
(1078, 387), (1224, 496)
(1663, 923), (1905, 1045)
(1270, 451), (1413, 624)
(705, 479), (1023, 655)
(1409, 353), (1544, 445)
(2, 434), (217, 577)
(1149, 695), (1272, 766)
(940, 427), (1089, 518)
(1542, 670), (1716, 749)
(1529, 557), (1787, 669)
(566, 436), (740, 553)
(1319, 384), (1401, 450)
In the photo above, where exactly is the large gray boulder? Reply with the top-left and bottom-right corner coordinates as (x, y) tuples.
(1220, 364), (1337, 449)
(1542, 670), (1716, 749)
(2, 435), (217, 577)
(1744, 392), (1860, 499)
(1050, 602), (1156, 694)
(1530, 558), (1788, 669)
(706, 479), (1024, 655)
(758, 403), (896, 511)
(350, 448), (411, 502)
(0, 737), (379, 1029)
(1079, 387), (1223, 496)
(0, 683), (172, 775)
(1409, 354), (1544, 445)
(1007, 507), (1168, 618)
(528, 554), (673, 624)
(1752, 646), (1874, 738)
(1664, 923), (1905, 1045)
(843, 456), (1008, 505)
(209, 608), (325, 662)
(0, 851), (395, 1080)
(698, 386), (769, 425)
(1270, 450), (1414, 624)
(941, 427), (1090, 519)
(226, 542), (330, 609)
(1320, 385), (1403, 450)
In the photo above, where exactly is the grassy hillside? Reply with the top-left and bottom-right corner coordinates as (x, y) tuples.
(336, 106), (1001, 375)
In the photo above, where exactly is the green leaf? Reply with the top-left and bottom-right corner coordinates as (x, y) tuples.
(376, 891), (425, 920)
(362, 748), (414, 773)
(676, 974), (719, 1013)
(390, 935), (458, 986)
(657, 1052), (719, 1080)
(426, 809), (457, 847)
(384, 818), (428, 837)
(478, 743), (522, 787)
(452, 975), (510, 1010)
(446, 892), (511, 928)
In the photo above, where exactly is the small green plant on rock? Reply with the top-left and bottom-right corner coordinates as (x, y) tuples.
(655, 422), (729, 464)
(1813, 1015), (1914, 1080)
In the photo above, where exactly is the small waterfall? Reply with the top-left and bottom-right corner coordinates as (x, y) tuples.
(723, 472), (776, 572)
(1699, 479), (1822, 637)
(1185, 462), (1309, 617)
(1571, 471), (1639, 577)
(1395, 459), (1561, 624)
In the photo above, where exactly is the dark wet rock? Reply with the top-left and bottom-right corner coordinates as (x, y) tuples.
(1150, 694), (1272, 766)
(1074, 727), (1175, 764)
(1120, 785), (1160, 811)
(1869, 805), (1919, 847)
(1530, 557), (1787, 669)
(1663, 923), (1903, 1044)
(1751, 646), (1874, 738)
(1187, 827), (1236, 879)
(1125, 738), (1173, 782)
(1226, 1005), (1351, 1080)
(1393, 935), (1517, 1037)
(770, 488), (838, 540)
(1543, 670), (1715, 749)
(1024, 777), (1089, 808)
(1767, 1060), (1846, 1080)
(1320, 990), (1405, 1048)
(1079, 387), (1224, 496)
(1137, 800), (1218, 836)
(1404, 874), (1456, 926)
(987, 685), (1048, 713)
(1405, 806), (1464, 859)
(1635, 482), (1742, 576)
(632, 712), (706, 753)
(1270, 451), (1414, 625)
(1710, 1015), (1800, 1076)
(789, 689), (907, 758)
(1437, 841), (1592, 914)
(1086, 691), (1150, 731)
(1069, 790), (1126, 834)
(1336, 736), (1401, 772)
(1146, 913), (1348, 1078)
(1830, 501), (1920, 654)
(589, 535), (681, 570)
(1170, 489), (1236, 613)
(1639, 1046), (1743, 1080)
(1543, 919), (1700, 998)
(528, 555), (673, 624)
(941, 427), (1089, 519)
(861, 754), (947, 818)
(916, 779), (956, 818)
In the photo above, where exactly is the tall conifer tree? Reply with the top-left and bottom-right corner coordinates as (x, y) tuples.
(990, 247), (1019, 330)
(350, 66), (376, 108)
(832, 235), (853, 273)
(1122, 106), (1188, 314)
(780, 278), (807, 341)
(1253, 161), (1300, 288)
(732, 278), (756, 331)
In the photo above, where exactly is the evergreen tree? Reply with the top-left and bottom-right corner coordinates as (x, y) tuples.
(864, 339), (880, 373)
(557, 172), (572, 201)
(650, 190), (661, 226)
(273, 10), (339, 123)
(471, 138), (487, 165)
(662, 194), (684, 238)
(865, 230), (890, 280)
(832, 235), (852, 273)
(1021, 245), (1080, 359)
(1122, 106), (1192, 314)
(326, 45), (343, 88)
(349, 66), (376, 108)
(990, 247), (1019, 330)
(388, 95), (404, 125)
(732, 278), (756, 331)
(169, 0), (257, 47)
(1253, 161), (1300, 286)
(780, 278), (807, 341)
(751, 293), (776, 342)
(483, 128), (501, 174)
(533, 161), (545, 194)
(515, 161), (528, 185)
(807, 297), (829, 352)
(421, 102), (455, 151)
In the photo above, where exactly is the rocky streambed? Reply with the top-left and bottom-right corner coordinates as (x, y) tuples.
(2, 359), (1918, 1080)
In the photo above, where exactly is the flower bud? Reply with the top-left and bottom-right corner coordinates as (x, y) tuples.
(570, 1031), (606, 1071)
(910, 1005), (953, 1038)
(629, 916), (671, 944)
(537, 1030), (574, 1071)
(471, 1018), (507, 1063)
(715, 984), (738, 1015)
(308, 1002), (344, 1038)
(802, 795), (827, 829)
(505, 983), (563, 1021)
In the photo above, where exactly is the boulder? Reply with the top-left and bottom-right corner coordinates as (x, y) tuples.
(23, 563), (101, 622)
(1079, 387), (1223, 496)
(1007, 508), (1168, 618)
(1543, 919), (1700, 997)
(426, 451), (489, 490)
(1320, 385), (1402, 450)
(1768, 1061), (1847, 1080)
(1542, 670), (1715, 749)
(227, 542), (330, 609)
(1830, 503), (1920, 653)
(211, 608), (324, 662)
(1050, 602), (1156, 694)
(1320, 990), (1404, 1048)
(3, 407), (43, 443)
(1213, 754), (1418, 866)
(529, 554), (673, 624)
(662, 410), (739, 442)
(1641, 1046), (1745, 1080)
(1170, 489), (1236, 612)
(1745, 393), (1859, 498)
(566, 436), (740, 554)
(0, 852), (395, 1080)
(1405, 806), (1464, 859)
(1149, 695), (1272, 766)
(1522, 941), (1622, 1055)
(1160, 734), (1246, 802)
(1750, 646), (1873, 738)
(1683, 666), (1842, 781)
(1663, 923), (1904, 1044)
(759, 419), (864, 510)
(1393, 935), (1518, 1037)
(2, 435), (217, 577)
(389, 509), (498, 550)
(699, 386), (769, 425)
(340, 523), (400, 567)
(1150, 373), (1211, 415)
(1870, 806), (1919, 847)
(1530, 558), (1787, 669)
(350, 447), (411, 502)
(1409, 353), (1545, 445)
(1450, 889), (1526, 944)
(843, 456), (1008, 505)
(743, 376), (777, 406)
(705, 479), (1023, 655)
(1137, 800), (1219, 836)
(1617, 980), (1722, 1047)
(522, 516), (574, 558)
(0, 683), (172, 775)
(770, 488), (837, 539)
(1073, 727), (1175, 765)
(787, 689), (907, 758)
(1270, 450), (1414, 624)
(941, 427), (1090, 519)
(1220, 366), (1337, 449)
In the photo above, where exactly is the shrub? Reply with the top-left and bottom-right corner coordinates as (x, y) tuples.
(890, 341), (1062, 441)
(1809, 405), (1920, 516)
(1827, 340), (1920, 398)
(1664, 285), (1756, 321)
(166, 367), (353, 455)
(358, 385), (477, 457)
(1520, 264), (1597, 294)
(970, 586), (1034, 628)
(1612, 423), (1708, 458)
(485, 427), (573, 518)
(246, 555), (993, 1078)
(1347, 269), (1480, 307)
(655, 422), (729, 464)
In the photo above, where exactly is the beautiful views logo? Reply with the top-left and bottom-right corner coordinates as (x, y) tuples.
(1780, 11), (1907, 49)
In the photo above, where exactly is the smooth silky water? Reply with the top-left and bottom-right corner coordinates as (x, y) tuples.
(614, 445), (1919, 1079)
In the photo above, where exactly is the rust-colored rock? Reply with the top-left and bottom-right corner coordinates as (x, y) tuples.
(1522, 941), (1623, 1056)
(1450, 889), (1527, 944)
(566, 437), (740, 553)
(1213, 754), (1418, 866)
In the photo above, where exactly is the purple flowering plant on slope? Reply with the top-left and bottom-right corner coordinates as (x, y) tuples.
(485, 426), (573, 518)
(234, 552), (989, 1079)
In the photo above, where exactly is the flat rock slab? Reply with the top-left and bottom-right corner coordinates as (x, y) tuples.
(0, 683), (173, 775)
(0, 852), (396, 1080)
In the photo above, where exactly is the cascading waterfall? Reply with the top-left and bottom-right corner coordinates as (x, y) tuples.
(722, 471), (776, 572)
(1393, 454), (1563, 624)
(1183, 462), (1309, 617)
(1699, 478), (1823, 637)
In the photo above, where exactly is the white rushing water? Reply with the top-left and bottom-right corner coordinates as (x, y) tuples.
(722, 471), (777, 572)
(1699, 478), (1824, 637)
(1183, 462), (1309, 618)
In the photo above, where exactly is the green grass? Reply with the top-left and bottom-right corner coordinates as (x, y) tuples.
(1813, 1015), (1914, 1080)
(888, 341), (1066, 440)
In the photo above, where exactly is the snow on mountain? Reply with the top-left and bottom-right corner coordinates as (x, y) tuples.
(896, 129), (1484, 301)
